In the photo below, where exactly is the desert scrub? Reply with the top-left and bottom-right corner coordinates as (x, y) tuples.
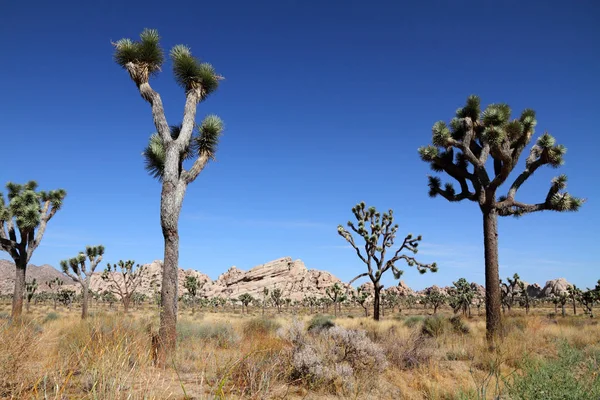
(403, 315), (424, 328)
(383, 329), (434, 369)
(243, 316), (281, 337)
(449, 315), (470, 334)
(307, 314), (335, 333)
(177, 319), (239, 348)
(282, 323), (387, 395)
(43, 311), (60, 323)
(421, 315), (447, 337)
(507, 343), (600, 399)
(0, 321), (43, 397)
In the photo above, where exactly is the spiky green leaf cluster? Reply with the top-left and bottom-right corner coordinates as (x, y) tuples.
(170, 45), (221, 98)
(1, 181), (66, 231)
(193, 115), (224, 160)
(113, 29), (164, 75)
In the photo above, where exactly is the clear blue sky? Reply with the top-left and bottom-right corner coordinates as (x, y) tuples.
(1, 0), (598, 290)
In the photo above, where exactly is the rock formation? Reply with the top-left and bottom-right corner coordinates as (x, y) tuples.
(541, 278), (572, 297)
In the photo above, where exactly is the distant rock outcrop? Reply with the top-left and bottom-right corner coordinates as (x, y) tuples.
(541, 278), (572, 297)
(0, 259), (76, 294)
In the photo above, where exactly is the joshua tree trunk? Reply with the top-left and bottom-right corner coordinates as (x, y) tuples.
(561, 303), (566, 317)
(82, 284), (89, 319)
(12, 259), (26, 318)
(572, 299), (576, 315)
(373, 285), (381, 321)
(157, 178), (184, 367)
(483, 209), (501, 345)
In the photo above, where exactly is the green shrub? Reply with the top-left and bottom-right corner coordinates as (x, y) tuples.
(449, 316), (470, 334)
(421, 315), (446, 337)
(403, 316), (424, 328)
(243, 317), (281, 337)
(507, 343), (600, 399)
(177, 320), (239, 348)
(307, 314), (335, 333)
(43, 312), (60, 323)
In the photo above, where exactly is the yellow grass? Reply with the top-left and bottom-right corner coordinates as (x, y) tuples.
(1, 302), (599, 399)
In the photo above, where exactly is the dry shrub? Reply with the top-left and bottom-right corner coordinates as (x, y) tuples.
(0, 320), (43, 397)
(243, 316), (281, 337)
(383, 329), (434, 370)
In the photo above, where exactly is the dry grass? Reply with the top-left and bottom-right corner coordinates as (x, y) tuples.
(0, 302), (599, 399)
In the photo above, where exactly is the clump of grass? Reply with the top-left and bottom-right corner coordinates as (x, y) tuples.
(177, 320), (239, 348)
(383, 330), (434, 369)
(421, 315), (446, 337)
(43, 312), (60, 323)
(403, 315), (424, 328)
(449, 315), (470, 334)
(307, 314), (335, 333)
(243, 317), (281, 337)
(0, 321), (42, 396)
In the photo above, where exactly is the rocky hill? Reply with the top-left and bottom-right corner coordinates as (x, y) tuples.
(0, 257), (577, 300)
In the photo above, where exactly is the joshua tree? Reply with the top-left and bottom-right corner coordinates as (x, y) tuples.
(58, 288), (75, 310)
(25, 279), (38, 313)
(352, 287), (370, 317)
(270, 287), (284, 314)
(46, 278), (64, 310)
(101, 260), (146, 312)
(0, 181), (66, 318)
(338, 202), (437, 321)
(424, 287), (447, 314)
(449, 278), (475, 317)
(262, 287), (269, 316)
(500, 273), (522, 313)
(518, 281), (531, 314)
(325, 283), (346, 317)
(101, 290), (117, 310)
(60, 245), (104, 319)
(419, 96), (583, 343)
(183, 275), (204, 313)
(238, 293), (253, 314)
(566, 285), (582, 315)
(579, 281), (599, 318)
(113, 29), (224, 365)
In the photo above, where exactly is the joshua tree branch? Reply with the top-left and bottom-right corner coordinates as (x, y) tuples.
(182, 153), (210, 184)
(176, 92), (200, 150)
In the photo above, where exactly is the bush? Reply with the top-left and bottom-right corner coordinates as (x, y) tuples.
(449, 316), (470, 334)
(403, 315), (424, 328)
(421, 315), (446, 337)
(177, 320), (239, 348)
(307, 314), (335, 333)
(507, 343), (600, 399)
(383, 330), (433, 369)
(44, 312), (60, 323)
(243, 317), (281, 337)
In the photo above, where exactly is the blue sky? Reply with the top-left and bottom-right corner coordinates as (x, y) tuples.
(1, 0), (598, 290)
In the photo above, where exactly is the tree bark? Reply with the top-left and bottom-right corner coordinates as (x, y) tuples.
(483, 209), (501, 346)
(373, 285), (381, 321)
(12, 258), (26, 318)
(82, 284), (89, 319)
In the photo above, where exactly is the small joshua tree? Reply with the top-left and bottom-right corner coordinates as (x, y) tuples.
(579, 281), (599, 318)
(424, 287), (447, 314)
(113, 29), (224, 366)
(518, 281), (531, 314)
(566, 285), (582, 315)
(500, 273), (522, 313)
(270, 287), (284, 314)
(449, 278), (474, 317)
(338, 202), (437, 321)
(419, 95), (583, 343)
(238, 293), (253, 314)
(25, 279), (38, 313)
(183, 275), (204, 313)
(325, 283), (346, 317)
(262, 287), (269, 316)
(0, 181), (66, 317)
(58, 288), (75, 310)
(101, 260), (146, 312)
(352, 287), (370, 317)
(60, 245), (105, 319)
(46, 278), (63, 310)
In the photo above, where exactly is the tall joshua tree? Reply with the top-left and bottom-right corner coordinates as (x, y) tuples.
(60, 245), (105, 319)
(418, 95), (583, 343)
(113, 29), (224, 365)
(0, 181), (66, 318)
(338, 202), (437, 321)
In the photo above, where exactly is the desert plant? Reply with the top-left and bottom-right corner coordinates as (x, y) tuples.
(0, 181), (66, 317)
(518, 280), (531, 314)
(421, 315), (447, 337)
(424, 287), (447, 314)
(238, 293), (254, 314)
(500, 273), (522, 313)
(325, 283), (346, 317)
(60, 245), (104, 319)
(337, 202), (437, 320)
(352, 287), (370, 317)
(57, 288), (75, 309)
(113, 29), (223, 365)
(183, 275), (204, 313)
(579, 281), (599, 318)
(46, 277), (64, 310)
(448, 278), (475, 317)
(24, 279), (38, 313)
(270, 287), (284, 314)
(307, 314), (335, 333)
(567, 284), (582, 315)
(101, 260), (146, 313)
(419, 95), (584, 344)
